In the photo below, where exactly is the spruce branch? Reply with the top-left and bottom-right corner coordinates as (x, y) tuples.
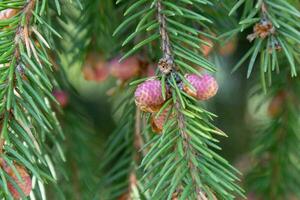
(174, 101), (205, 199)
(227, 0), (300, 88)
(156, 2), (207, 197)
(114, 0), (245, 199)
(57, 104), (97, 200)
(227, 1), (300, 199)
(0, 0), (66, 198)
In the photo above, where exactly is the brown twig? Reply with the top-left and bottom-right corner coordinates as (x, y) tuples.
(157, 1), (172, 61)
(0, 139), (4, 154)
(157, 1), (175, 75)
(15, 0), (35, 60)
(175, 102), (205, 200)
(134, 109), (144, 152)
(261, 1), (267, 14)
(156, 1), (205, 198)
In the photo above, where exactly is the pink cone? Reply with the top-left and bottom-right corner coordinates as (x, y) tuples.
(183, 74), (218, 100)
(145, 64), (156, 77)
(135, 80), (166, 113)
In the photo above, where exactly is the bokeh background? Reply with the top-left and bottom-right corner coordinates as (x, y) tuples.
(45, 1), (300, 199)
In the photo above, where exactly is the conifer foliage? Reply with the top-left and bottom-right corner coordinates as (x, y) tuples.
(106, 0), (245, 199)
(0, 0), (300, 199)
(227, 0), (300, 199)
(229, 0), (300, 83)
(0, 0), (72, 199)
(246, 76), (300, 199)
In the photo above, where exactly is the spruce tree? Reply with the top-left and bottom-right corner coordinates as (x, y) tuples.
(0, 0), (299, 200)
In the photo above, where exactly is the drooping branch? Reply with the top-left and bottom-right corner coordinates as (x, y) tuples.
(1, 0), (36, 152)
(174, 101), (207, 199)
(118, 0), (244, 199)
(156, 1), (208, 198)
(0, 0), (66, 198)
(14, 0), (36, 59)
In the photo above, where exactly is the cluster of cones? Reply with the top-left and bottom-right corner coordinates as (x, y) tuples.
(82, 53), (155, 84)
(81, 35), (237, 85)
(134, 74), (218, 133)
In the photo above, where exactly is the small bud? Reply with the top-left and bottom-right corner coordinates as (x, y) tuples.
(109, 57), (140, 81)
(247, 19), (275, 42)
(53, 90), (69, 108)
(158, 58), (173, 74)
(2, 163), (32, 199)
(172, 192), (179, 200)
(135, 80), (167, 113)
(183, 74), (218, 101)
(151, 106), (173, 133)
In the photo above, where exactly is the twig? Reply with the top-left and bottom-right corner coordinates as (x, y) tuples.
(134, 109), (144, 152)
(175, 102), (204, 200)
(156, 1), (175, 75)
(14, 0), (36, 60)
(261, 1), (267, 14)
(157, 1), (172, 60)
(156, 1), (204, 198)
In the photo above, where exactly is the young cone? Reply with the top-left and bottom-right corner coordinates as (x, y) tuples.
(219, 38), (237, 56)
(200, 35), (214, 57)
(151, 106), (173, 133)
(183, 74), (218, 100)
(135, 79), (167, 113)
